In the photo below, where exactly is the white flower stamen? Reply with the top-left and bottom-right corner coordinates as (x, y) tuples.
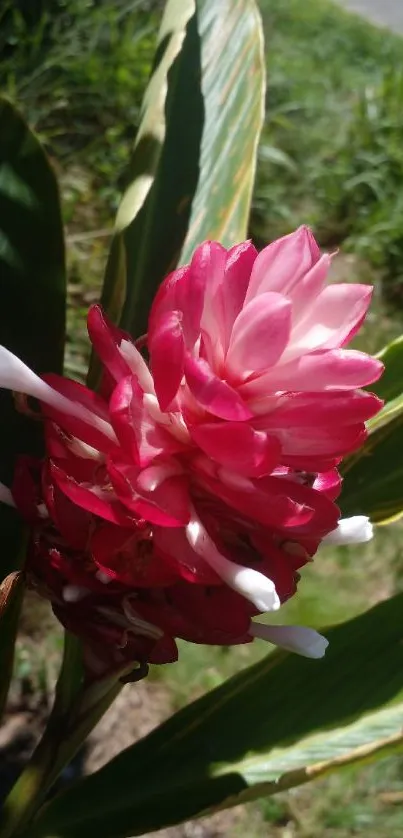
(186, 511), (280, 612)
(0, 346), (117, 443)
(62, 585), (90, 603)
(95, 570), (113, 584)
(250, 622), (328, 658)
(323, 516), (373, 546)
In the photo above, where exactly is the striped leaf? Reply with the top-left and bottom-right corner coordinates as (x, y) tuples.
(101, 0), (265, 340)
(26, 594), (403, 837)
(179, 0), (265, 262)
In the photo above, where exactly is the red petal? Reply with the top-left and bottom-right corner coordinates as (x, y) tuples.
(184, 355), (252, 420)
(87, 305), (132, 383)
(190, 421), (281, 477)
(153, 525), (220, 584)
(109, 376), (185, 467)
(50, 461), (129, 525)
(90, 524), (178, 587)
(108, 458), (190, 527)
(149, 310), (185, 410)
(42, 374), (116, 455)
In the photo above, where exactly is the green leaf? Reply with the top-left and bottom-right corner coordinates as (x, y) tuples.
(370, 336), (403, 403)
(340, 410), (403, 523)
(100, 0), (201, 337)
(179, 0), (265, 263)
(0, 99), (66, 714)
(0, 98), (66, 547)
(28, 594), (403, 838)
(364, 337), (403, 433)
(207, 702), (403, 811)
(339, 335), (403, 522)
(101, 0), (265, 340)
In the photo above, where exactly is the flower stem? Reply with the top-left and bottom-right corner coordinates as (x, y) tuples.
(0, 632), (124, 838)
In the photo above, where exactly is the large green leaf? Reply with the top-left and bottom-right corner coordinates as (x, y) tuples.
(340, 410), (403, 523)
(207, 702), (403, 810)
(0, 99), (66, 713)
(101, 0), (265, 340)
(179, 0), (265, 264)
(0, 98), (66, 552)
(28, 594), (403, 838)
(100, 0), (201, 337)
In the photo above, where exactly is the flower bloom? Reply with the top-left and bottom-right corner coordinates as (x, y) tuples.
(0, 228), (382, 676)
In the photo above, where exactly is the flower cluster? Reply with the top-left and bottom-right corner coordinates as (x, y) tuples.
(0, 228), (382, 676)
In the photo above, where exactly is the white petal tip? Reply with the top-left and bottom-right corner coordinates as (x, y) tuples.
(62, 585), (90, 603)
(322, 516), (373, 546)
(250, 622), (329, 659)
(95, 570), (113, 585)
(235, 568), (281, 612)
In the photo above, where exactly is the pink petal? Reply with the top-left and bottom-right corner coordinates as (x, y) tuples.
(149, 257), (204, 350)
(245, 226), (321, 303)
(220, 241), (258, 351)
(50, 462), (128, 525)
(88, 305), (155, 395)
(109, 376), (184, 467)
(108, 458), (190, 527)
(241, 349), (384, 395)
(190, 421), (281, 477)
(184, 354), (252, 420)
(313, 469), (342, 501)
(277, 423), (367, 460)
(251, 390), (382, 427)
(198, 241), (228, 363)
(87, 305), (131, 383)
(149, 310), (185, 410)
(198, 468), (339, 535)
(287, 253), (331, 320)
(288, 284), (373, 356)
(225, 292), (292, 377)
(43, 374), (118, 454)
(148, 265), (189, 336)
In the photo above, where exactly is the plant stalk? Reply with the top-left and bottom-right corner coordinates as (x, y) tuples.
(0, 632), (124, 838)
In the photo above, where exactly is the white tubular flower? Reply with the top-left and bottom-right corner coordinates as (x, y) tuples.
(250, 622), (329, 659)
(322, 516), (373, 546)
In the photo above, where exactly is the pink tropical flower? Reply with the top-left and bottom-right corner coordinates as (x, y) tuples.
(0, 227), (382, 675)
(148, 226), (382, 473)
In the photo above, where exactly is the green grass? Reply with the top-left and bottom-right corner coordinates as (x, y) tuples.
(253, 0), (403, 300)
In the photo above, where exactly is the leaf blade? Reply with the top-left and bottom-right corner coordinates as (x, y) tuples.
(180, 0), (265, 262)
(29, 594), (403, 837)
(0, 98), (66, 715)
